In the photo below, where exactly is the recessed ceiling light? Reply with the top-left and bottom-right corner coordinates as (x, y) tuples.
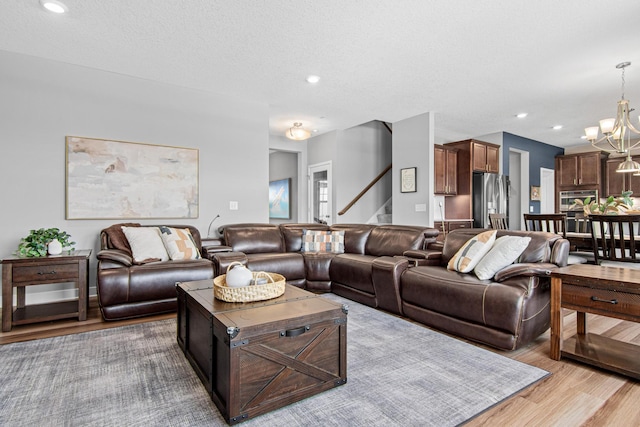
(40, 0), (68, 13)
(312, 129), (319, 133)
(306, 75), (320, 84)
(516, 113), (528, 119)
(580, 135), (587, 139)
(553, 125), (563, 130)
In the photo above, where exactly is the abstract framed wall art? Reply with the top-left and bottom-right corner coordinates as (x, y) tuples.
(66, 136), (199, 219)
(269, 178), (291, 219)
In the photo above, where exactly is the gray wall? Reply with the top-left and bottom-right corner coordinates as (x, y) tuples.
(308, 121), (391, 224)
(0, 50), (269, 304)
(392, 112), (435, 226)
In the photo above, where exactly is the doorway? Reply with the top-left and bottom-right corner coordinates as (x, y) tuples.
(308, 161), (332, 225)
(540, 168), (555, 213)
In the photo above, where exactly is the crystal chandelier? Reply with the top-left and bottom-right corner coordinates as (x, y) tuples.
(584, 62), (640, 173)
(285, 122), (311, 141)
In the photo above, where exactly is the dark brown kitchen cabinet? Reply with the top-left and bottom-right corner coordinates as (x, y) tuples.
(605, 157), (640, 196)
(472, 141), (500, 173)
(434, 144), (457, 195)
(555, 152), (603, 189)
(442, 139), (501, 220)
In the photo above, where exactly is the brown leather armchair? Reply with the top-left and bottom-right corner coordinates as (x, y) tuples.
(96, 224), (215, 321)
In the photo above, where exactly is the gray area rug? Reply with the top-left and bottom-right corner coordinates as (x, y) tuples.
(0, 294), (549, 426)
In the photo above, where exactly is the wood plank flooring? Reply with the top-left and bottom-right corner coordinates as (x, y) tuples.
(1, 299), (639, 425)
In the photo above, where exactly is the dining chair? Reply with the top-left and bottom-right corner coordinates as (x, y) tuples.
(488, 213), (508, 230)
(589, 213), (640, 268)
(523, 213), (567, 235)
(523, 213), (589, 264)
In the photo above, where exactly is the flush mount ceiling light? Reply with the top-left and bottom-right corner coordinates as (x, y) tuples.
(306, 75), (320, 84)
(584, 62), (640, 173)
(40, 0), (68, 13)
(285, 122), (311, 141)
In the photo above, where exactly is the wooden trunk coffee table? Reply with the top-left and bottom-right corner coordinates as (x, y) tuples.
(176, 281), (348, 424)
(550, 264), (640, 379)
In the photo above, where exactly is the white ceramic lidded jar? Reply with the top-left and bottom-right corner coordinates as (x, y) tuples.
(225, 263), (253, 287)
(48, 238), (63, 255)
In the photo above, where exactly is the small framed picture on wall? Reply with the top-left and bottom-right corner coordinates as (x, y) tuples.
(530, 185), (541, 201)
(401, 167), (417, 193)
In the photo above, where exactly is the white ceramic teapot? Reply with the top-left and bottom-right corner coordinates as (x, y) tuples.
(225, 262), (253, 288)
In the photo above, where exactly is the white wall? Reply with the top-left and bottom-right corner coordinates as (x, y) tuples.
(392, 112), (435, 226)
(0, 50), (269, 304)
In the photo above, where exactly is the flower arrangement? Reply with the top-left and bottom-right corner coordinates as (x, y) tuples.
(572, 190), (634, 215)
(15, 228), (76, 257)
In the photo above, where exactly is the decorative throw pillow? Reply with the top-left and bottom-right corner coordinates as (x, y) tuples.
(447, 230), (497, 273)
(302, 230), (345, 253)
(121, 226), (169, 263)
(159, 226), (201, 260)
(473, 236), (531, 280)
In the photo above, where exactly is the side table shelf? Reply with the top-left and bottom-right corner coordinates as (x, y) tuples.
(550, 264), (640, 380)
(2, 250), (91, 332)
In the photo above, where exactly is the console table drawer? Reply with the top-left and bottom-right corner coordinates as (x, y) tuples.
(562, 284), (640, 318)
(12, 263), (79, 283)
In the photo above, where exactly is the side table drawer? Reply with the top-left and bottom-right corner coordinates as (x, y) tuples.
(12, 263), (79, 283)
(563, 284), (640, 318)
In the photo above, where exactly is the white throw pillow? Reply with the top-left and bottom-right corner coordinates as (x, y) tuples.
(121, 226), (169, 263)
(159, 226), (201, 260)
(447, 230), (497, 273)
(474, 236), (531, 280)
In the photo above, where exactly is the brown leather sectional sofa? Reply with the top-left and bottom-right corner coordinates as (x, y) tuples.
(212, 223), (440, 311)
(96, 222), (568, 351)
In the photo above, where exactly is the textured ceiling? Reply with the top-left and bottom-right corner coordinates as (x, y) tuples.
(2, 0), (640, 148)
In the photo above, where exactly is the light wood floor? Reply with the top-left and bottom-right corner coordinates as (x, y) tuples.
(1, 299), (639, 426)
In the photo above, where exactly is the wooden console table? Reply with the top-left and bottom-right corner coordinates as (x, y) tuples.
(550, 264), (640, 379)
(2, 250), (91, 332)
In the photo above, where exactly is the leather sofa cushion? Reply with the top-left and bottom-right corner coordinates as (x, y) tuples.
(98, 259), (214, 306)
(329, 253), (377, 294)
(365, 225), (428, 257)
(223, 224), (285, 254)
(279, 223), (330, 252)
(401, 266), (529, 335)
(303, 252), (336, 282)
(329, 224), (375, 254)
(246, 253), (306, 280)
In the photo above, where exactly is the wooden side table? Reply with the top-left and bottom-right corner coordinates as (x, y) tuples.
(2, 250), (91, 332)
(550, 264), (640, 379)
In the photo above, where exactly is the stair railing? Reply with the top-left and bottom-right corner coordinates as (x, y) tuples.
(338, 164), (392, 216)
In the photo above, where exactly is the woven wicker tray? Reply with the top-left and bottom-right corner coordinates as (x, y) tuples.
(214, 267), (285, 303)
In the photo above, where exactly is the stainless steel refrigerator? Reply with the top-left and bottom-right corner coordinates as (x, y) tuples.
(472, 172), (509, 228)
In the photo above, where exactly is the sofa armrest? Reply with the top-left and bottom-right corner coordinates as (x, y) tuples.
(493, 262), (558, 283)
(402, 249), (442, 266)
(210, 251), (249, 277)
(97, 249), (133, 268)
(372, 256), (410, 315)
(202, 245), (233, 259)
(426, 241), (444, 251)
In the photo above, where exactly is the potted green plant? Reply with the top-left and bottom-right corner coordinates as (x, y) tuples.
(15, 228), (76, 257)
(572, 190), (634, 215)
